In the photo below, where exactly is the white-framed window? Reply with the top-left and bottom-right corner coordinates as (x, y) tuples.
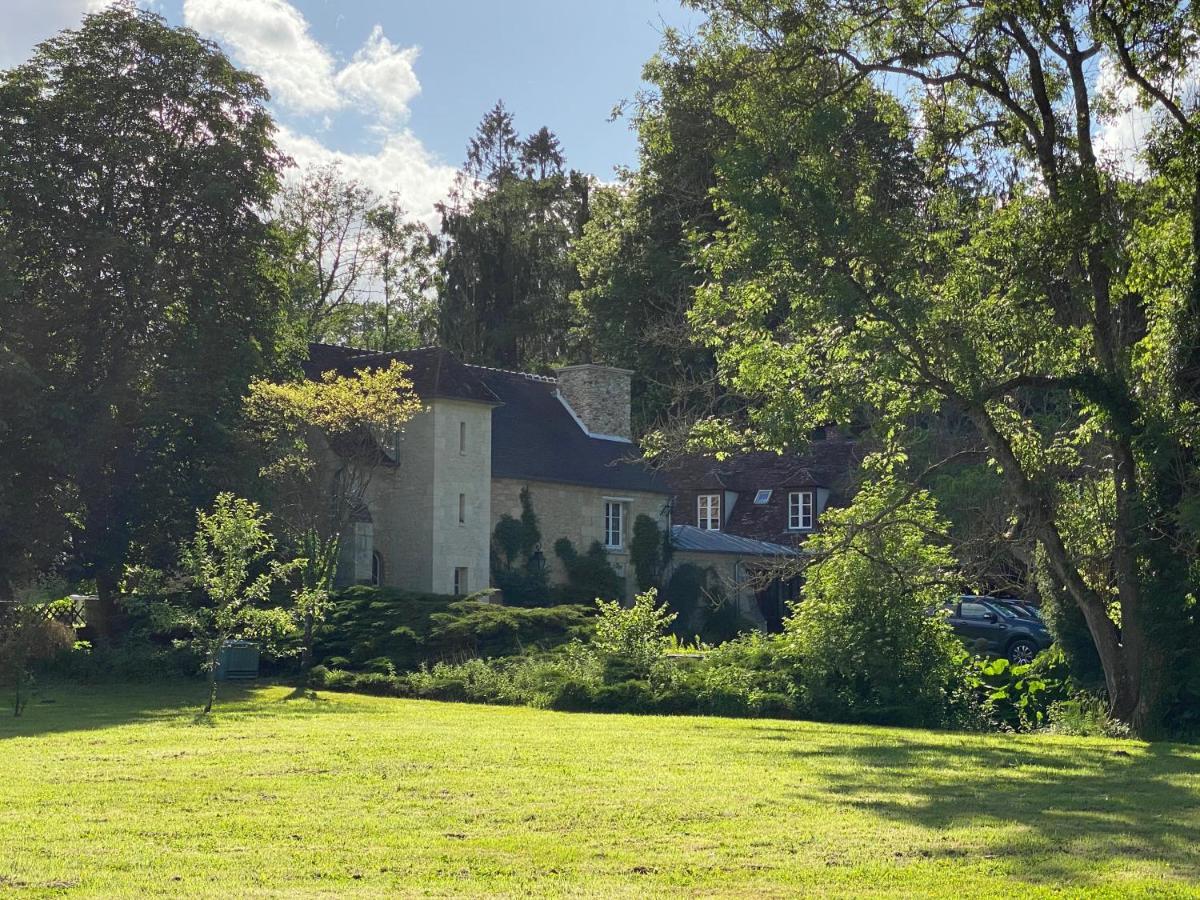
(697, 494), (721, 530)
(753, 489), (772, 505)
(788, 491), (815, 531)
(453, 566), (469, 596)
(459, 421), (467, 455)
(458, 493), (466, 525)
(604, 501), (624, 549)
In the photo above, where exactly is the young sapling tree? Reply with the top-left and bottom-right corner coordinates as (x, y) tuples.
(179, 493), (298, 713)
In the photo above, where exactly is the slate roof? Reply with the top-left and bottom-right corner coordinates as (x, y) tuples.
(304, 344), (668, 495)
(670, 525), (798, 557)
(471, 365), (668, 494)
(663, 444), (858, 493)
(305, 343), (498, 405)
(662, 438), (863, 545)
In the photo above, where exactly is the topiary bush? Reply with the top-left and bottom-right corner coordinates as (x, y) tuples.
(662, 563), (709, 634)
(311, 586), (591, 673)
(630, 514), (663, 591)
(490, 487), (551, 606)
(553, 539), (622, 603)
(311, 586), (456, 671)
(662, 563), (755, 643)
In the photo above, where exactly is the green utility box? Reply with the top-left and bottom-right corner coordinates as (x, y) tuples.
(215, 640), (260, 681)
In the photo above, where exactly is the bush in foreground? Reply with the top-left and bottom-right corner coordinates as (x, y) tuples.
(311, 586), (591, 671)
(783, 482), (967, 728)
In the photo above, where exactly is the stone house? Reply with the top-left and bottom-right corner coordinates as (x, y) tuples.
(660, 438), (862, 629)
(305, 343), (671, 599)
(305, 343), (859, 622)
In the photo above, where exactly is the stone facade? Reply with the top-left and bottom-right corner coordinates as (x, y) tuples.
(358, 408), (434, 591)
(359, 397), (494, 595)
(555, 364), (633, 441)
(426, 399), (494, 595)
(491, 477), (670, 599)
(313, 343), (670, 600)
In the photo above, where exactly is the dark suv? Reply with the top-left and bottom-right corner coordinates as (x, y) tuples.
(940, 597), (1052, 665)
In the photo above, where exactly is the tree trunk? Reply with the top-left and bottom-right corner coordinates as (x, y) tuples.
(301, 610), (314, 670)
(965, 404), (1169, 733)
(203, 645), (218, 714)
(90, 569), (126, 647)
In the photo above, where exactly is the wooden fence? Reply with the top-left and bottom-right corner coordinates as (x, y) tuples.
(0, 595), (89, 628)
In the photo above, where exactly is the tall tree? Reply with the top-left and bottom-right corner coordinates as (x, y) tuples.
(0, 6), (285, 633)
(357, 196), (438, 351)
(572, 35), (731, 432)
(274, 163), (378, 343)
(436, 101), (588, 369)
(673, 0), (1200, 734)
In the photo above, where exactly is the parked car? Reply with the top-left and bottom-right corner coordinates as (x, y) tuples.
(988, 597), (1045, 623)
(939, 596), (1053, 665)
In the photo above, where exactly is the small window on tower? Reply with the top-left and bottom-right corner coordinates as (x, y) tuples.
(459, 421), (467, 455)
(458, 493), (466, 525)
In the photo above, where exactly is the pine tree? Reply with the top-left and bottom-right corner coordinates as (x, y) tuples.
(436, 102), (587, 370)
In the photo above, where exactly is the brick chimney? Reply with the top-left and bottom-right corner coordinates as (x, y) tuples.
(556, 364), (633, 441)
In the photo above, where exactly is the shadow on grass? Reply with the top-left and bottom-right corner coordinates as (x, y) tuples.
(280, 685), (324, 702)
(753, 727), (1200, 887)
(0, 679), (277, 739)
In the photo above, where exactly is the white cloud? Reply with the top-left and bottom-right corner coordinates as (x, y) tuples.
(182, 0), (341, 114)
(1094, 55), (1155, 179)
(276, 126), (456, 230)
(334, 26), (422, 123)
(182, 0), (425, 123)
(1094, 54), (1200, 180)
(184, 0), (454, 222)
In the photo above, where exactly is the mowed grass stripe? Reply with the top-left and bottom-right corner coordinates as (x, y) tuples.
(1, 682), (1198, 897)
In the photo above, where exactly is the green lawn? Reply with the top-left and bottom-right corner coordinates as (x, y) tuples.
(1, 683), (1198, 897)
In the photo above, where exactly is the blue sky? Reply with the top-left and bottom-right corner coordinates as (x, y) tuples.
(4, 0), (703, 222)
(270, 1), (700, 168)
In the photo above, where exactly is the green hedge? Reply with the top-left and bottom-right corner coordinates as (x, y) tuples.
(311, 586), (592, 672)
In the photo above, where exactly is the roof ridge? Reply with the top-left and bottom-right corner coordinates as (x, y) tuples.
(309, 342), (446, 356)
(308, 340), (371, 355)
(465, 362), (557, 383)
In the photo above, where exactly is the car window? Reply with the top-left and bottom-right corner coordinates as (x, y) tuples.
(960, 601), (992, 619)
(994, 604), (1022, 619)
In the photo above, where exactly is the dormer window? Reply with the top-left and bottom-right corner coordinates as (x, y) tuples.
(753, 489), (772, 505)
(697, 494), (721, 530)
(789, 491), (815, 531)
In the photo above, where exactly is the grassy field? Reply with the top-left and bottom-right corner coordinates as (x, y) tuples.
(1, 683), (1198, 898)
